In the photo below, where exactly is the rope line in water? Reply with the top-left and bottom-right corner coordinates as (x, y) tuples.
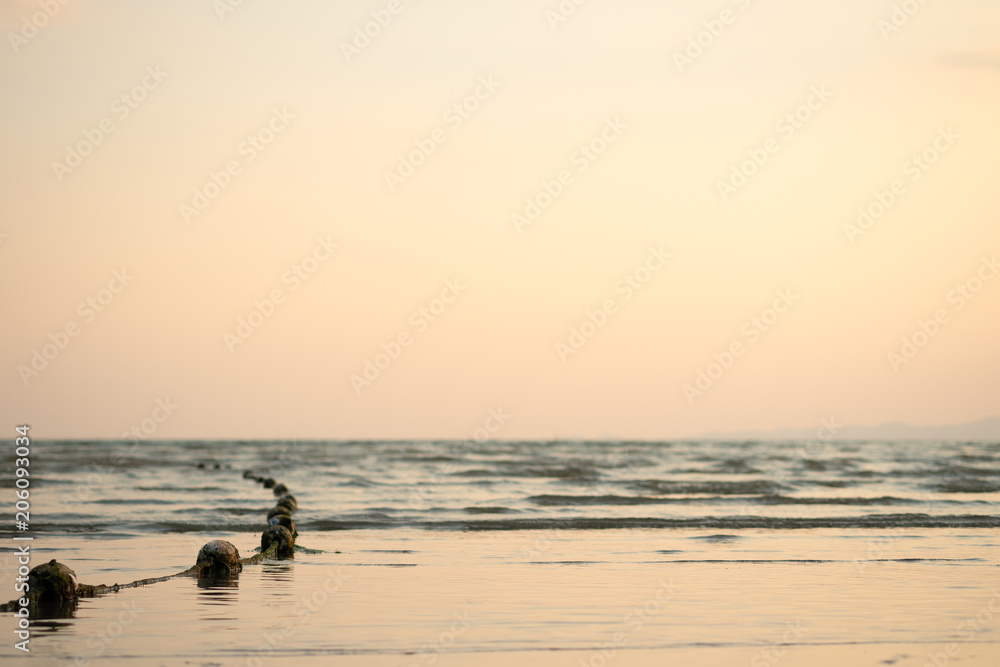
(0, 470), (297, 613)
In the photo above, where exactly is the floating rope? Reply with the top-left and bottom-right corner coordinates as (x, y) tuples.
(1, 470), (297, 613)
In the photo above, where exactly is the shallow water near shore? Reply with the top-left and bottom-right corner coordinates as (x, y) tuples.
(1, 439), (999, 665)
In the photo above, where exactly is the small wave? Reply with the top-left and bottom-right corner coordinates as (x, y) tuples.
(938, 465), (1000, 477)
(463, 507), (514, 514)
(515, 465), (601, 480)
(691, 534), (742, 542)
(20, 522), (111, 534)
(340, 478), (375, 488)
(162, 524), (259, 533)
(929, 479), (1000, 493)
(303, 514), (1000, 531)
(530, 495), (673, 506)
(90, 498), (178, 505)
(389, 455), (460, 463)
(957, 454), (997, 463)
(754, 495), (915, 506)
(632, 480), (785, 495)
(529, 494), (922, 506)
(345, 512), (394, 521)
(136, 486), (226, 492)
(457, 465), (599, 480)
(219, 507), (272, 515)
(881, 465), (1000, 479)
(709, 459), (761, 474)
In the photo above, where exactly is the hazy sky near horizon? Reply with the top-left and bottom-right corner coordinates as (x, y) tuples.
(1, 0), (998, 440)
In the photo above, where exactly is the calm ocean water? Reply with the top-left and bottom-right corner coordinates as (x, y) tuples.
(2, 439), (999, 666)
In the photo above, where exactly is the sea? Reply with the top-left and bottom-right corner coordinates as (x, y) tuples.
(1, 438), (998, 666)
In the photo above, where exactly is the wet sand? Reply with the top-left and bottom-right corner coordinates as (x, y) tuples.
(2, 528), (998, 666)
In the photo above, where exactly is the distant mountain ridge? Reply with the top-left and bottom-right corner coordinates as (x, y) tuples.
(698, 417), (1000, 441)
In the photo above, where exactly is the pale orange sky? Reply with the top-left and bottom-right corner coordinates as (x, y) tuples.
(1, 0), (998, 439)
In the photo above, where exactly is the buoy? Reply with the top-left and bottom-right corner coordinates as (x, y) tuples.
(267, 505), (291, 521)
(268, 513), (296, 536)
(196, 540), (243, 575)
(276, 494), (297, 512)
(28, 560), (78, 602)
(273, 482), (288, 496)
(261, 525), (294, 557)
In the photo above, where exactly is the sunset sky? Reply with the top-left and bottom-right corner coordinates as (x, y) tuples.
(1, 0), (998, 440)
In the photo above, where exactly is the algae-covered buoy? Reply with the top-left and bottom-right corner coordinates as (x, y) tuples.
(261, 525), (294, 557)
(267, 505), (291, 521)
(276, 494), (297, 512)
(273, 482), (288, 496)
(268, 513), (296, 536)
(196, 540), (243, 575)
(28, 560), (78, 602)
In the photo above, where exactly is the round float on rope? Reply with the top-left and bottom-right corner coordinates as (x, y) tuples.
(196, 540), (243, 575)
(276, 494), (297, 512)
(267, 505), (291, 521)
(268, 513), (296, 536)
(28, 560), (78, 603)
(261, 525), (294, 557)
